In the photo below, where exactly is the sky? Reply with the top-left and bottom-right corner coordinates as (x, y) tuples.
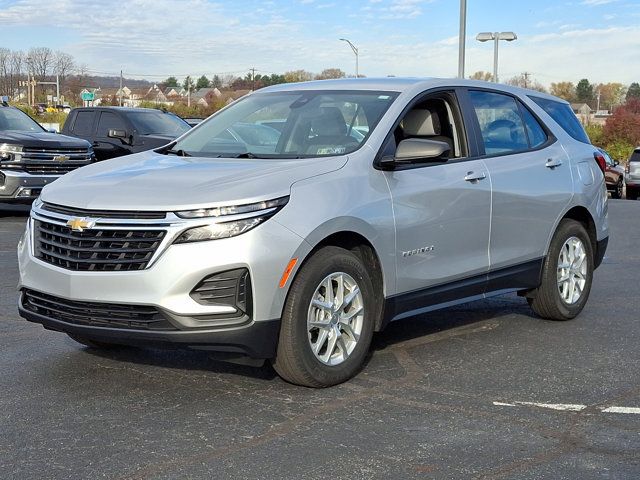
(0, 0), (638, 86)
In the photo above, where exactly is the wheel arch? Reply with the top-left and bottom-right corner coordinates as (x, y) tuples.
(284, 223), (389, 332)
(547, 206), (597, 263)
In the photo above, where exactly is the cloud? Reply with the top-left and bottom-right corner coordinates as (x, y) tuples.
(581, 0), (618, 5)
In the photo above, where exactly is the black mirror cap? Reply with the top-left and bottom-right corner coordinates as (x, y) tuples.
(108, 129), (127, 139)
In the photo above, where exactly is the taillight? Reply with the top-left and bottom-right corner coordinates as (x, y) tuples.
(626, 163), (630, 174)
(593, 152), (606, 174)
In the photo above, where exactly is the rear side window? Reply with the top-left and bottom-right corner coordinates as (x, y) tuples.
(630, 150), (640, 163)
(469, 90), (528, 155)
(519, 105), (548, 149)
(530, 96), (590, 144)
(72, 111), (95, 136)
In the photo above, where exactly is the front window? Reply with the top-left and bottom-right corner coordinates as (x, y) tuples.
(169, 90), (398, 158)
(128, 111), (190, 136)
(0, 108), (44, 132)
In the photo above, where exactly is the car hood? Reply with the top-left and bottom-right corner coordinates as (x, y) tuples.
(40, 150), (348, 211)
(1, 131), (91, 149)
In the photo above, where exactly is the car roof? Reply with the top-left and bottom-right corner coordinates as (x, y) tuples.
(258, 77), (564, 103)
(71, 106), (172, 113)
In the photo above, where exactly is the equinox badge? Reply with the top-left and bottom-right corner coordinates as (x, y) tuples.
(66, 217), (95, 232)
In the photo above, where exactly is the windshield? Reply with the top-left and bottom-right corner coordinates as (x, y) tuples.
(170, 90), (398, 158)
(128, 111), (191, 136)
(0, 108), (44, 132)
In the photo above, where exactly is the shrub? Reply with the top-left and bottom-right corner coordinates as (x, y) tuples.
(584, 123), (604, 147)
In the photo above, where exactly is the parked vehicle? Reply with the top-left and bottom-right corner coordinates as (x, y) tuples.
(595, 148), (625, 199)
(0, 103), (93, 202)
(625, 147), (640, 200)
(61, 107), (191, 161)
(18, 79), (609, 387)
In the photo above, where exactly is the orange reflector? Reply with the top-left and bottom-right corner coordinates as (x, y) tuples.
(279, 258), (298, 288)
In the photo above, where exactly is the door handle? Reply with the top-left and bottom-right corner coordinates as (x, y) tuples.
(545, 158), (563, 169)
(464, 171), (487, 182)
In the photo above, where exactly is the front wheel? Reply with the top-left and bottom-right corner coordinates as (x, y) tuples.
(273, 246), (377, 387)
(528, 219), (594, 321)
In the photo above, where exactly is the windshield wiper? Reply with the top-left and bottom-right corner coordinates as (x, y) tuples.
(233, 152), (262, 159)
(164, 148), (192, 157)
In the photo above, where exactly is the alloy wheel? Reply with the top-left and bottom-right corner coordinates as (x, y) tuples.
(307, 272), (365, 366)
(557, 236), (588, 305)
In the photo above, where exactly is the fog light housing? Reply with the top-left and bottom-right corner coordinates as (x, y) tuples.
(190, 268), (252, 317)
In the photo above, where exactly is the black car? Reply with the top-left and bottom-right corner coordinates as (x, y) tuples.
(0, 103), (93, 203)
(61, 107), (191, 161)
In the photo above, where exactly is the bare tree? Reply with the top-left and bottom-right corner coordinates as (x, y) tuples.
(26, 47), (54, 80)
(54, 51), (75, 94)
(469, 71), (493, 82)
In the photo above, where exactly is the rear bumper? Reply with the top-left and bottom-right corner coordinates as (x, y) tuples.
(18, 293), (280, 358)
(0, 170), (59, 201)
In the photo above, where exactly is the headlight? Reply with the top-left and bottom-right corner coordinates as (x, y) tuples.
(174, 217), (265, 244)
(0, 143), (23, 160)
(173, 196), (289, 244)
(175, 196), (289, 219)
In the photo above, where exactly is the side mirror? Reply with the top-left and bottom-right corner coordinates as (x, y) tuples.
(380, 138), (451, 169)
(108, 129), (127, 139)
(614, 160), (620, 167)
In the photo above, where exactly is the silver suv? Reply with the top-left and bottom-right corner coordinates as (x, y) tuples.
(18, 79), (609, 387)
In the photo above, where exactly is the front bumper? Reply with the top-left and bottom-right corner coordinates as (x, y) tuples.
(0, 170), (59, 201)
(18, 207), (311, 357)
(19, 292), (280, 358)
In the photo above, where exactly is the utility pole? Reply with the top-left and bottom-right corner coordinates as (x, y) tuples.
(55, 75), (59, 104)
(523, 72), (531, 89)
(250, 67), (257, 91)
(119, 70), (123, 107)
(458, 0), (467, 78)
(596, 89), (601, 112)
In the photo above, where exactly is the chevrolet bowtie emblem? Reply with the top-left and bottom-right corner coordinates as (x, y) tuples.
(66, 217), (95, 232)
(53, 155), (70, 162)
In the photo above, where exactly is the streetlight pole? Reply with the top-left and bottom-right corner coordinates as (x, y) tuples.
(458, 0), (467, 78)
(475, 32), (517, 83)
(339, 38), (359, 78)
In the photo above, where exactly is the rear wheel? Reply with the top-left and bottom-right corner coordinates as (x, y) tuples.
(627, 187), (638, 200)
(273, 246), (376, 387)
(611, 178), (623, 199)
(528, 219), (593, 321)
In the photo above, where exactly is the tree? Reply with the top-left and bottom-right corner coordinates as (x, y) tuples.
(316, 68), (346, 80)
(469, 71), (493, 82)
(26, 47), (54, 81)
(627, 82), (640, 101)
(550, 82), (576, 102)
(164, 76), (179, 87)
(53, 51), (75, 94)
(211, 75), (222, 89)
(182, 75), (194, 93)
(196, 75), (210, 89)
(595, 82), (626, 111)
(576, 78), (594, 105)
(602, 98), (640, 159)
(506, 73), (547, 92)
(283, 70), (314, 83)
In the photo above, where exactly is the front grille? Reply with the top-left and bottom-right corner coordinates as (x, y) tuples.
(2, 146), (92, 175)
(22, 289), (176, 331)
(34, 220), (166, 271)
(42, 202), (166, 220)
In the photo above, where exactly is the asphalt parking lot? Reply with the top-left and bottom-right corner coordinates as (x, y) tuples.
(0, 200), (638, 480)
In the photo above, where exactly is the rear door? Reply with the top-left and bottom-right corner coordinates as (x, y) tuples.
(462, 89), (573, 279)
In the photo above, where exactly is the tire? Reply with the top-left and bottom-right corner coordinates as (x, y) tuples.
(67, 333), (126, 350)
(528, 219), (593, 321)
(627, 187), (638, 200)
(611, 178), (623, 199)
(273, 246), (377, 387)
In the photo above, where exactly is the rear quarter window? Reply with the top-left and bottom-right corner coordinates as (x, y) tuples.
(529, 96), (590, 144)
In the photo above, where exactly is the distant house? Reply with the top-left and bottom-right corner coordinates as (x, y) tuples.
(192, 87), (222, 107)
(571, 103), (595, 125)
(164, 86), (186, 98)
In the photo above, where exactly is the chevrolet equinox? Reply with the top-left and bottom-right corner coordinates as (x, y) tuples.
(18, 79), (609, 387)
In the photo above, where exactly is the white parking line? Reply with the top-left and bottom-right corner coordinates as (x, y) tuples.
(493, 401), (640, 414)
